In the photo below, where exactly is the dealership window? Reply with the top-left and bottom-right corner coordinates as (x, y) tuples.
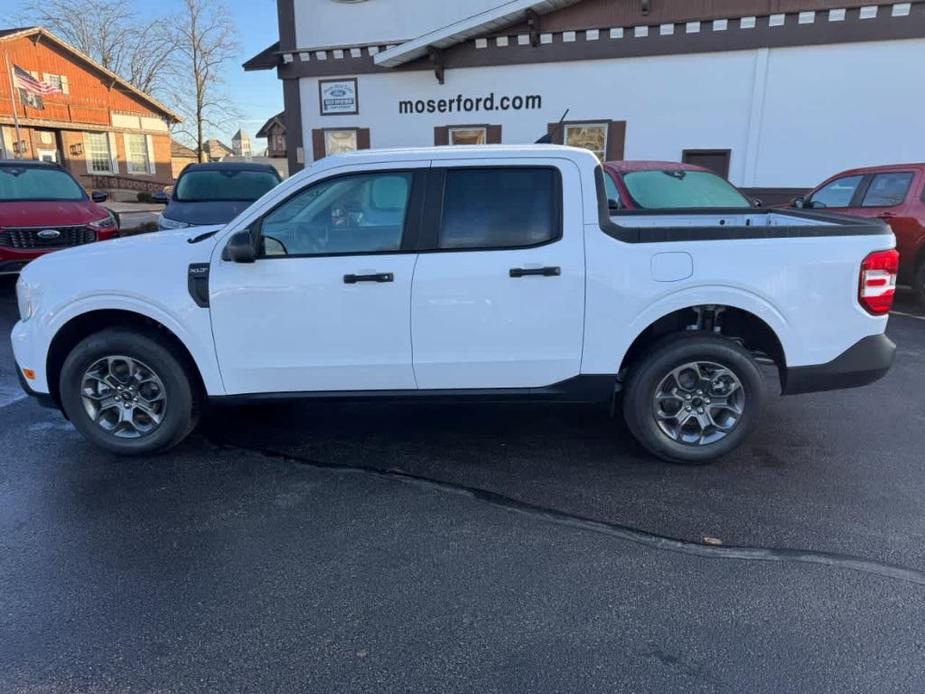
(564, 123), (608, 161)
(83, 132), (115, 174)
(807, 175), (864, 209)
(434, 125), (501, 146)
(549, 120), (625, 161)
(861, 172), (914, 207)
(439, 168), (559, 250)
(311, 128), (370, 161)
(124, 134), (151, 174)
(259, 171), (413, 256)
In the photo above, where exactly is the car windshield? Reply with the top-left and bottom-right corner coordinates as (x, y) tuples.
(175, 169), (279, 202)
(0, 165), (85, 201)
(622, 170), (751, 209)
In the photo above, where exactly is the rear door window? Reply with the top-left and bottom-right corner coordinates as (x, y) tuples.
(807, 175), (863, 209)
(438, 168), (560, 250)
(860, 172), (914, 207)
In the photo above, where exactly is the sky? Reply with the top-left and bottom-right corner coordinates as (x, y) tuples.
(11, 0), (283, 145)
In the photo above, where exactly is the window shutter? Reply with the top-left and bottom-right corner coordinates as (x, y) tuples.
(433, 126), (449, 146)
(83, 133), (93, 174)
(107, 132), (119, 174)
(487, 125), (502, 144)
(357, 129), (370, 150)
(311, 129), (325, 160)
(145, 134), (156, 174)
(606, 121), (626, 161)
(546, 122), (564, 145)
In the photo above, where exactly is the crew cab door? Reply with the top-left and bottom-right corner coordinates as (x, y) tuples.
(410, 160), (585, 389)
(209, 164), (427, 395)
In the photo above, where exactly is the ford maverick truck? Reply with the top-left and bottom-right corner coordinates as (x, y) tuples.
(11, 146), (897, 463)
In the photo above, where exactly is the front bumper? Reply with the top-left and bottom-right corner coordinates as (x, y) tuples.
(16, 366), (58, 409)
(782, 333), (896, 395)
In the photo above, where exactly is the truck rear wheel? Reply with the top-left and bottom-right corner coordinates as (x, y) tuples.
(623, 333), (766, 464)
(59, 328), (198, 456)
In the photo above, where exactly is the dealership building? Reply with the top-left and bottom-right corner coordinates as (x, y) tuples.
(246, 0), (925, 200)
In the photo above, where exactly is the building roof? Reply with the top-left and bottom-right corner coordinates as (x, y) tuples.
(243, 42), (280, 71)
(373, 0), (582, 68)
(171, 140), (198, 159)
(0, 26), (181, 122)
(256, 112), (285, 138)
(204, 139), (234, 154)
(232, 129), (250, 141)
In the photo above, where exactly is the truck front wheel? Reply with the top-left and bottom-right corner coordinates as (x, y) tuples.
(623, 334), (766, 464)
(59, 328), (198, 456)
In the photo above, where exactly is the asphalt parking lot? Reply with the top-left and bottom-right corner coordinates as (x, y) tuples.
(1, 275), (924, 693)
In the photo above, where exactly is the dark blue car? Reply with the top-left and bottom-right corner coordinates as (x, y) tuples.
(156, 162), (282, 230)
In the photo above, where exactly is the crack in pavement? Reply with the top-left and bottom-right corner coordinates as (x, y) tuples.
(207, 438), (925, 588)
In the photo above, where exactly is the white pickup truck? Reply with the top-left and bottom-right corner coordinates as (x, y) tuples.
(11, 145), (898, 463)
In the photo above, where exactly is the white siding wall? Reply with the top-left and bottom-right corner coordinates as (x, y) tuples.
(299, 38), (925, 188)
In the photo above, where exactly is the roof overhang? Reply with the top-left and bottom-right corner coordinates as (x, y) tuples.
(373, 0), (582, 68)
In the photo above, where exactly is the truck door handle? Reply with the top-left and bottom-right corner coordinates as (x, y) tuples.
(343, 272), (394, 284)
(878, 212), (897, 220)
(509, 266), (561, 278)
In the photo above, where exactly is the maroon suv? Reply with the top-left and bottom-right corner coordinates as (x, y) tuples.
(793, 163), (925, 307)
(0, 160), (118, 276)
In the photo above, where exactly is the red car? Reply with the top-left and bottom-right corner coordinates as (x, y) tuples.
(793, 163), (925, 307)
(0, 160), (118, 276)
(602, 160), (756, 211)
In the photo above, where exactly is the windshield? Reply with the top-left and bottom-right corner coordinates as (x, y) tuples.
(622, 170), (751, 209)
(0, 166), (85, 202)
(175, 169), (279, 202)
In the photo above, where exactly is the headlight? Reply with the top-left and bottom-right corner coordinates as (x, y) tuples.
(159, 214), (190, 230)
(88, 211), (117, 230)
(16, 277), (33, 322)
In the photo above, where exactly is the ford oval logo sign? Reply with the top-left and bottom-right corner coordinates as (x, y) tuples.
(329, 88), (347, 97)
(37, 229), (61, 239)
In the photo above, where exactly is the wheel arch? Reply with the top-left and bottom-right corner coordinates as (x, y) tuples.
(46, 308), (207, 409)
(618, 303), (788, 390)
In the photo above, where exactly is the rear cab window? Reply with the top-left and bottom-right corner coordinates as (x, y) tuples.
(861, 172), (914, 208)
(437, 167), (561, 250)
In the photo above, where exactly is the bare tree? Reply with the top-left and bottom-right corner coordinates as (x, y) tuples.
(22, 0), (176, 95)
(163, 0), (240, 162)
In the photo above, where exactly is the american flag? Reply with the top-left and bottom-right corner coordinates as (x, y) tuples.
(12, 65), (62, 95)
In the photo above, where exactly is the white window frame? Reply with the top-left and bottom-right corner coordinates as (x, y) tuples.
(563, 122), (608, 161)
(43, 73), (69, 94)
(124, 133), (151, 175)
(84, 131), (116, 175)
(448, 126), (487, 146)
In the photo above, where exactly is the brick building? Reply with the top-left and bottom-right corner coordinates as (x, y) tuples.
(0, 27), (180, 197)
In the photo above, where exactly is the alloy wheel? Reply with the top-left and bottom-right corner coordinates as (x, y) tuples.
(80, 356), (167, 439)
(653, 361), (745, 446)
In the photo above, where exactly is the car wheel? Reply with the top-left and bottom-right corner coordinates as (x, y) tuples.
(622, 333), (766, 464)
(915, 262), (925, 312)
(59, 328), (198, 456)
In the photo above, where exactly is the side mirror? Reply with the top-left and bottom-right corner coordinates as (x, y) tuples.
(792, 196), (805, 209)
(222, 229), (257, 263)
(608, 198), (622, 212)
(91, 191), (108, 203)
(151, 191), (169, 204)
(751, 198), (763, 208)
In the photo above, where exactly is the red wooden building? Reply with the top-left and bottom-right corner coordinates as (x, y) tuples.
(0, 27), (180, 197)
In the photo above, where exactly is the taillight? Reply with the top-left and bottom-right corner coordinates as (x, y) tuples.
(859, 249), (899, 315)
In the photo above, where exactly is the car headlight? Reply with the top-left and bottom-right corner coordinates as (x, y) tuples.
(16, 277), (33, 322)
(88, 211), (117, 231)
(158, 214), (190, 230)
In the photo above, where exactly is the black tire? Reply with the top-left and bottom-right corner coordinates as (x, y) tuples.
(59, 328), (198, 455)
(914, 262), (925, 312)
(622, 333), (766, 464)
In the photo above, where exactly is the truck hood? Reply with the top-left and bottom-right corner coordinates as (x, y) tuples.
(19, 225), (226, 289)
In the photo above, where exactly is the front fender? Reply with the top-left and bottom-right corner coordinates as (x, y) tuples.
(24, 293), (224, 395)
